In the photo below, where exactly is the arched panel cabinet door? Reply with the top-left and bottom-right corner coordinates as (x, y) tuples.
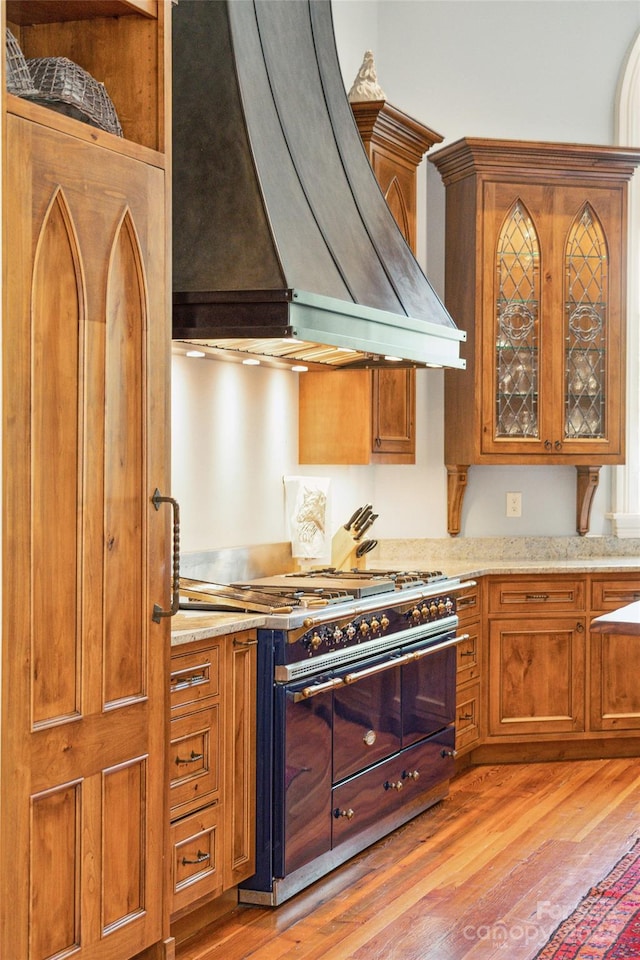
(430, 137), (640, 535)
(2, 108), (169, 960)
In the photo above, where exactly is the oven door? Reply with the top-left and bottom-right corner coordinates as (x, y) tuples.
(401, 634), (458, 746)
(273, 633), (459, 879)
(273, 674), (335, 877)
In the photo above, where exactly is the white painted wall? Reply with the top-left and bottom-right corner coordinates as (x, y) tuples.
(171, 1), (640, 553)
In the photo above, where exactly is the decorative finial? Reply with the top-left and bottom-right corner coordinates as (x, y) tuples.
(347, 50), (386, 103)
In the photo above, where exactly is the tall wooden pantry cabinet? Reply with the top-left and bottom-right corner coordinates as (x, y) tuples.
(1, 3), (173, 959)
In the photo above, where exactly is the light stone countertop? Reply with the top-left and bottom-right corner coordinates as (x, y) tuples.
(368, 556), (640, 582)
(172, 539), (640, 645)
(171, 609), (265, 646)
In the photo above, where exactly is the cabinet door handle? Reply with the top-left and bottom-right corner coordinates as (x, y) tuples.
(181, 850), (210, 865)
(555, 440), (563, 450)
(152, 488), (180, 622)
(576, 622), (585, 633)
(233, 637), (258, 647)
(175, 750), (204, 765)
(525, 593), (549, 601)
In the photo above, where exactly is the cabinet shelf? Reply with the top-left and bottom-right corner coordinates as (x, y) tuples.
(6, 1), (156, 24)
(6, 0), (166, 151)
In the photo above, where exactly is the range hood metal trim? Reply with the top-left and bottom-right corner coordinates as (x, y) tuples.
(173, 289), (466, 369)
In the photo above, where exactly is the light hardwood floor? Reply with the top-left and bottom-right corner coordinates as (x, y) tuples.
(175, 758), (640, 959)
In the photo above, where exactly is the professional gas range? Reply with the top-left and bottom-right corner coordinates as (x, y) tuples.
(181, 568), (472, 905)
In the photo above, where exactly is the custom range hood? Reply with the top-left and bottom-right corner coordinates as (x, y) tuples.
(172, 0), (466, 370)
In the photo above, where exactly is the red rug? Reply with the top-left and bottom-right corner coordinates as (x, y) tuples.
(535, 840), (640, 959)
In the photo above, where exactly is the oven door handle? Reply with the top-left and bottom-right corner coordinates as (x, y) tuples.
(406, 633), (470, 662)
(343, 651), (414, 684)
(343, 633), (470, 685)
(293, 676), (345, 701)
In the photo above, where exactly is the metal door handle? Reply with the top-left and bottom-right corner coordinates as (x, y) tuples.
(181, 850), (210, 865)
(175, 750), (204, 765)
(152, 488), (180, 622)
(293, 677), (344, 701)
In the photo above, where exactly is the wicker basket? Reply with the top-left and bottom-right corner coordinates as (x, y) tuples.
(26, 56), (123, 137)
(6, 28), (39, 97)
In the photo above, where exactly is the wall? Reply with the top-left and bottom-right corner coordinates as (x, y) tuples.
(171, 1), (640, 556)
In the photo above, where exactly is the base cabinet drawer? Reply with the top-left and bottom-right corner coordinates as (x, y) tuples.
(170, 644), (221, 712)
(591, 577), (640, 611)
(170, 705), (221, 819)
(488, 578), (585, 614)
(170, 805), (224, 918)
(456, 679), (481, 752)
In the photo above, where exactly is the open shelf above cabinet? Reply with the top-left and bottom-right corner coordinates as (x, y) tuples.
(5, 0), (166, 152)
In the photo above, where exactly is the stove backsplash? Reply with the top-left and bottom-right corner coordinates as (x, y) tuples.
(179, 542), (298, 585)
(179, 535), (640, 587)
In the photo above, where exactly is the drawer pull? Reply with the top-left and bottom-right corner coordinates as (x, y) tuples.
(175, 750), (204, 765)
(181, 850), (210, 866)
(525, 593), (549, 601)
(457, 597), (476, 610)
(459, 649), (475, 657)
(233, 637), (258, 647)
(441, 748), (458, 759)
(334, 808), (354, 820)
(403, 769), (420, 781)
(170, 668), (210, 689)
(458, 712), (473, 721)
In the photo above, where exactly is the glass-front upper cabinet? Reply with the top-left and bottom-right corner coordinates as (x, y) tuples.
(430, 138), (640, 535)
(483, 177), (622, 460)
(495, 197), (609, 447)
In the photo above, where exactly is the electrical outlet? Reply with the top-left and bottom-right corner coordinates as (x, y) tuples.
(506, 492), (522, 518)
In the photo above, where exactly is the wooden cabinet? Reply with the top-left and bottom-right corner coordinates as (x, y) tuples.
(430, 139), (640, 535)
(487, 577), (586, 737)
(169, 631), (257, 921)
(589, 575), (640, 732)
(454, 580), (482, 754)
(1, 4), (171, 959)
(298, 102), (442, 465)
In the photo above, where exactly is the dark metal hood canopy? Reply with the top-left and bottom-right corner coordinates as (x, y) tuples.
(171, 0), (466, 370)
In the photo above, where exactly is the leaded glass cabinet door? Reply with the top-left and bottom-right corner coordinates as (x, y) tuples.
(481, 180), (624, 460)
(564, 204), (608, 442)
(495, 200), (540, 441)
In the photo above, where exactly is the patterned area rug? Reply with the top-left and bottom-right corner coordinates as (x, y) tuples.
(535, 840), (640, 959)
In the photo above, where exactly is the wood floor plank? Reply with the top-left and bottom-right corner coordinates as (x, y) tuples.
(175, 760), (640, 960)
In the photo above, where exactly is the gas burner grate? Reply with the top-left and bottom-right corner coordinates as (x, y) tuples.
(373, 570), (447, 588)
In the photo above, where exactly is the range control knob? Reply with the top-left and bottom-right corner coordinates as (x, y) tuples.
(359, 621), (370, 637)
(445, 597), (454, 615)
(420, 605), (430, 620)
(305, 632), (322, 652)
(346, 623), (356, 640)
(332, 626), (344, 643)
(380, 614), (389, 630)
(370, 617), (380, 632)
(411, 607), (421, 622)
(429, 601), (438, 617)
